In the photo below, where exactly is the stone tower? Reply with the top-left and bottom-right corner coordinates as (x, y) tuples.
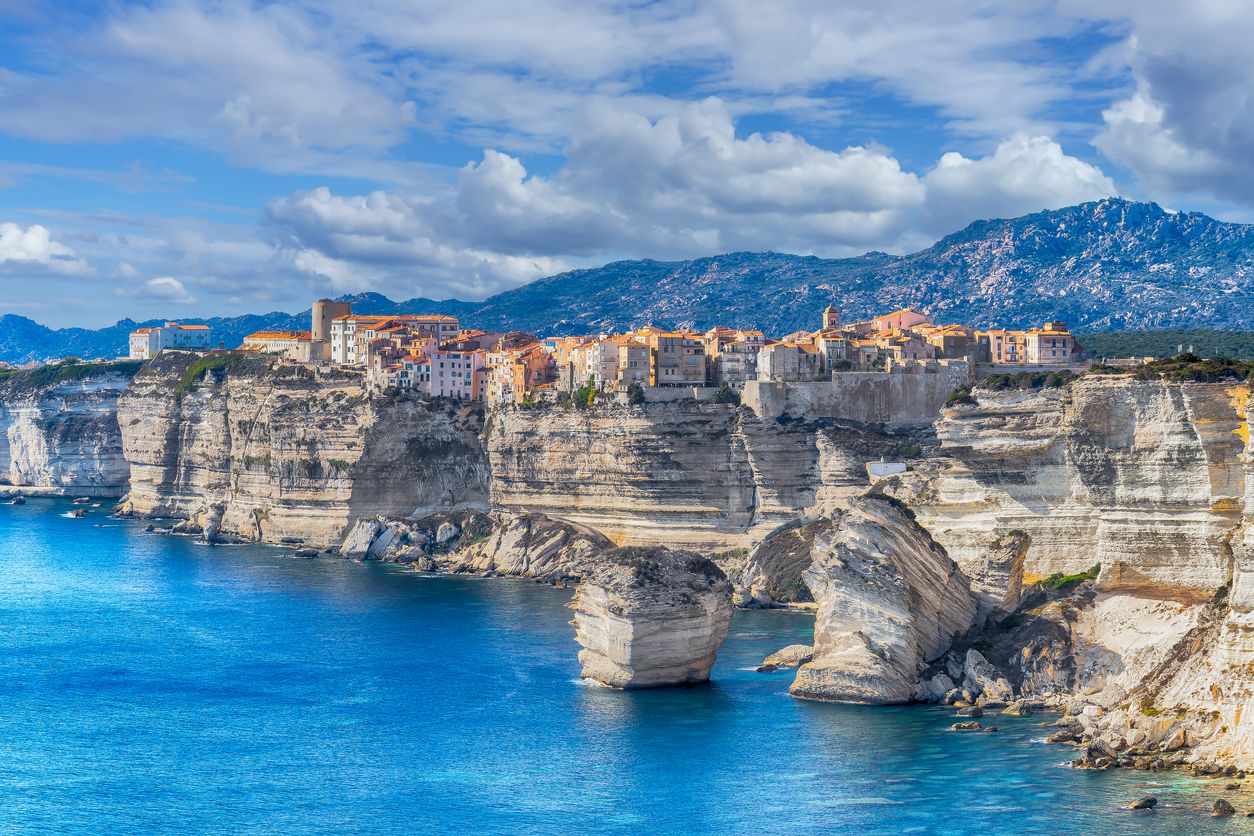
(823, 304), (841, 330)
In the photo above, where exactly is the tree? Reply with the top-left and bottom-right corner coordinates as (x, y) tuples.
(713, 382), (740, 405)
(626, 381), (646, 405)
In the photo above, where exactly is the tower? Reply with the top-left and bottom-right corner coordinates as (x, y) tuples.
(822, 304), (841, 331)
(311, 299), (352, 362)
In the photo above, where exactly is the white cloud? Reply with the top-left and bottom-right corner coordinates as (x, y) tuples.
(0, 3), (412, 169)
(1070, 2), (1254, 205)
(0, 222), (91, 275)
(265, 102), (1116, 297)
(924, 134), (1116, 230)
(132, 276), (197, 304)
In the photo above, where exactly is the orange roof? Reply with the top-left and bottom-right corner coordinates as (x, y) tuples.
(131, 328), (155, 335)
(244, 330), (310, 340)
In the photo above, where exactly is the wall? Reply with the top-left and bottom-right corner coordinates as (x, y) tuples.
(743, 361), (971, 425)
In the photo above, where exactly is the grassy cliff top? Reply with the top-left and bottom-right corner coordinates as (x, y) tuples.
(0, 358), (144, 393)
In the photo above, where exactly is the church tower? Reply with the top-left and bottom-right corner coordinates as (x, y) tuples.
(822, 304), (841, 330)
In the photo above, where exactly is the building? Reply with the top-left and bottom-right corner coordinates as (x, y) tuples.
(980, 329), (1027, 364)
(647, 331), (707, 386)
(1025, 321), (1080, 364)
(128, 322), (214, 359)
(757, 342), (822, 382)
(330, 314), (460, 365)
(616, 341), (650, 385)
(822, 304), (841, 330)
(241, 330), (316, 362)
(872, 308), (931, 335)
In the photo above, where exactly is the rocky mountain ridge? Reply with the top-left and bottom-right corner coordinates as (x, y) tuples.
(4, 198), (1252, 362)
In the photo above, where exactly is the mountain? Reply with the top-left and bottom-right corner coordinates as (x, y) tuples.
(3, 198), (1252, 363)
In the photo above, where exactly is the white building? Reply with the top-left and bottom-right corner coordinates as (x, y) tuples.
(128, 322), (214, 359)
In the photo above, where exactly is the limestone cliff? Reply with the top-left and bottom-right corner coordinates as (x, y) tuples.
(570, 547), (733, 688)
(487, 400), (925, 552)
(789, 496), (976, 703)
(116, 353), (488, 547)
(889, 375), (1254, 769)
(0, 365), (136, 495)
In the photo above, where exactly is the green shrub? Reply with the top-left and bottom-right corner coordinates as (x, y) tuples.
(713, 382), (740, 405)
(1040, 563), (1100, 591)
(976, 370), (1078, 391)
(944, 386), (977, 407)
(173, 354), (245, 401)
(626, 381), (646, 405)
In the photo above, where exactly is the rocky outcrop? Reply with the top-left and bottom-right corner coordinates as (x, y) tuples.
(488, 399), (927, 551)
(337, 510), (614, 582)
(892, 377), (1247, 594)
(570, 547), (733, 688)
(891, 376), (1254, 769)
(790, 495), (976, 703)
(116, 353), (488, 547)
(0, 366), (135, 495)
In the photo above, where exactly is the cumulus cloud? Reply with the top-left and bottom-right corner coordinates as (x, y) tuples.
(924, 134), (1116, 231)
(265, 101), (1116, 297)
(0, 3), (412, 169)
(128, 276), (197, 304)
(1074, 2), (1254, 203)
(0, 222), (91, 275)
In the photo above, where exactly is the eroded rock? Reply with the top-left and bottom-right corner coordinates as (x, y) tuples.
(570, 547), (733, 689)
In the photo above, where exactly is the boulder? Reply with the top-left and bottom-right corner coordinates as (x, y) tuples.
(921, 673), (956, 702)
(952, 721), (982, 731)
(956, 706), (984, 717)
(435, 521), (460, 544)
(790, 497), (976, 704)
(762, 644), (814, 669)
(340, 518), (381, 558)
(1128, 797), (1157, 810)
(570, 547), (732, 689)
(1212, 799), (1236, 817)
(962, 649), (1014, 702)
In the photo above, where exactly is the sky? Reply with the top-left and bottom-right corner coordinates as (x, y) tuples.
(0, 1), (1252, 327)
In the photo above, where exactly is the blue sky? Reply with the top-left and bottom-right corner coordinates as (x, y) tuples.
(0, 0), (1251, 327)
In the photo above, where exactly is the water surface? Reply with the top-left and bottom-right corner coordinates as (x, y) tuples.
(0, 499), (1248, 834)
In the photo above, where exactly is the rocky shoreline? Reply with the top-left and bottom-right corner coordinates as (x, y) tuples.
(4, 353), (1249, 772)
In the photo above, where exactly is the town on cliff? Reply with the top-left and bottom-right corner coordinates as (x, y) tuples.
(121, 300), (1086, 404)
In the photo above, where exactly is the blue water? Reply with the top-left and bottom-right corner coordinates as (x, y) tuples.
(1, 500), (1250, 834)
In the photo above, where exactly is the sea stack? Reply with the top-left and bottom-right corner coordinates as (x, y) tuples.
(790, 495), (976, 703)
(570, 547), (732, 689)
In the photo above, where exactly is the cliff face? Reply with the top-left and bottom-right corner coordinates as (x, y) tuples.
(890, 376), (1254, 768)
(117, 354), (488, 547)
(892, 377), (1248, 598)
(487, 401), (922, 551)
(0, 372), (133, 495)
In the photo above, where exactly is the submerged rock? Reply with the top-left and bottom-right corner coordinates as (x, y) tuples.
(570, 547), (732, 689)
(790, 495), (975, 704)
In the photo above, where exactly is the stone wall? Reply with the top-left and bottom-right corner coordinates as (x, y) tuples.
(743, 361), (971, 425)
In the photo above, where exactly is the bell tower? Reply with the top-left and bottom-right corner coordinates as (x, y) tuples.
(822, 304), (841, 330)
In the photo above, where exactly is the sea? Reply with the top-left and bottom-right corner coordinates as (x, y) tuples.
(1, 498), (1249, 834)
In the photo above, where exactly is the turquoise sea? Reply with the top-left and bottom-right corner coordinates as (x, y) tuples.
(1, 499), (1250, 834)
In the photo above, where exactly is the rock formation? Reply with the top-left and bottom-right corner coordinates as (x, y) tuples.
(338, 510), (614, 582)
(570, 547), (733, 688)
(789, 495), (976, 703)
(488, 399), (927, 551)
(0, 366), (134, 495)
(116, 353), (488, 547)
(892, 376), (1254, 769)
